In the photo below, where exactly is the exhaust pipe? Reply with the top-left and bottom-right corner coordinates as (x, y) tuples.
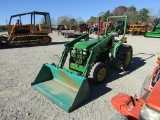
(97, 17), (101, 42)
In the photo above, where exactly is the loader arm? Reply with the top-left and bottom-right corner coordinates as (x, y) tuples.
(32, 33), (90, 112)
(58, 33), (89, 68)
(83, 34), (115, 77)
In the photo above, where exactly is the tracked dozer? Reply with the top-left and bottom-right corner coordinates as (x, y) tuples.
(0, 11), (52, 47)
(31, 16), (133, 112)
(145, 18), (160, 38)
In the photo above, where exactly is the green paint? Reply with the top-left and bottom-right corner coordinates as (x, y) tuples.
(74, 39), (98, 50)
(145, 23), (160, 38)
(70, 63), (85, 72)
(31, 16), (131, 112)
(105, 16), (127, 40)
(145, 32), (160, 38)
(31, 63), (90, 112)
(113, 41), (122, 58)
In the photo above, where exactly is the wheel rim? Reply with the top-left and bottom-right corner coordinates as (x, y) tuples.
(118, 29), (122, 35)
(119, 30), (122, 35)
(125, 50), (132, 65)
(97, 68), (107, 81)
(40, 36), (50, 45)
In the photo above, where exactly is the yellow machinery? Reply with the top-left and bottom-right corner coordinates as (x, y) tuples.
(0, 11), (52, 47)
(127, 24), (147, 36)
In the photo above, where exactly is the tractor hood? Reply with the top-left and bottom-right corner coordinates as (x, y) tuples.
(146, 80), (160, 112)
(74, 39), (99, 50)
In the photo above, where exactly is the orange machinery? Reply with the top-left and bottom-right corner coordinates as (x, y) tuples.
(111, 57), (160, 120)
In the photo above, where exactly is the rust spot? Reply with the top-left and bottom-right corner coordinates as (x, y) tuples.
(58, 70), (80, 91)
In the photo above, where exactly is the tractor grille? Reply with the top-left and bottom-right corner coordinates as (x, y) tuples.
(70, 49), (88, 65)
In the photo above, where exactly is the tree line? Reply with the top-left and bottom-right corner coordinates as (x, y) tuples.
(96, 5), (152, 24)
(54, 5), (159, 28)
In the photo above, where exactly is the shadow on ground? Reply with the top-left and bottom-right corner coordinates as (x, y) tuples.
(50, 41), (70, 45)
(0, 45), (37, 49)
(77, 53), (155, 111)
(0, 43), (54, 49)
(107, 52), (155, 83)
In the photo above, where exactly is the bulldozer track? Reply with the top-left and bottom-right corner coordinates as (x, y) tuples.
(12, 34), (47, 41)
(11, 34), (51, 45)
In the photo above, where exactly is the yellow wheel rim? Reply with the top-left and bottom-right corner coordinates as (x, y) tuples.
(97, 68), (107, 81)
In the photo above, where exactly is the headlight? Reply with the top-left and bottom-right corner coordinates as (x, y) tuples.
(72, 49), (76, 54)
(76, 50), (82, 54)
(140, 104), (160, 120)
(72, 49), (87, 55)
(114, 37), (120, 41)
(83, 51), (86, 55)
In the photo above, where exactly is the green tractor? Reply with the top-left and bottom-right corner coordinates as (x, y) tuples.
(145, 18), (160, 37)
(107, 20), (128, 35)
(31, 16), (133, 112)
(113, 20), (125, 35)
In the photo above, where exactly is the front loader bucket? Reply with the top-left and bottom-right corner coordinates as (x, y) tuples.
(145, 32), (160, 38)
(31, 63), (90, 112)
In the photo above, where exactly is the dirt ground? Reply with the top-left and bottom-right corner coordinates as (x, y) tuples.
(0, 31), (160, 120)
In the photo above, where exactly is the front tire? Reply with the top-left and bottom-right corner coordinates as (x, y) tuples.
(89, 62), (108, 84)
(114, 44), (133, 71)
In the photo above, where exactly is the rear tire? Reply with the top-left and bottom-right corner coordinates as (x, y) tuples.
(89, 62), (108, 84)
(0, 40), (1, 47)
(140, 75), (151, 97)
(111, 113), (128, 120)
(114, 44), (133, 71)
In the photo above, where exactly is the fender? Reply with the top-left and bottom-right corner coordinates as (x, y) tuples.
(113, 41), (122, 58)
(149, 65), (160, 91)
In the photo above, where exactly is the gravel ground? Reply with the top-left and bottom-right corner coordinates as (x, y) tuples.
(0, 31), (160, 120)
